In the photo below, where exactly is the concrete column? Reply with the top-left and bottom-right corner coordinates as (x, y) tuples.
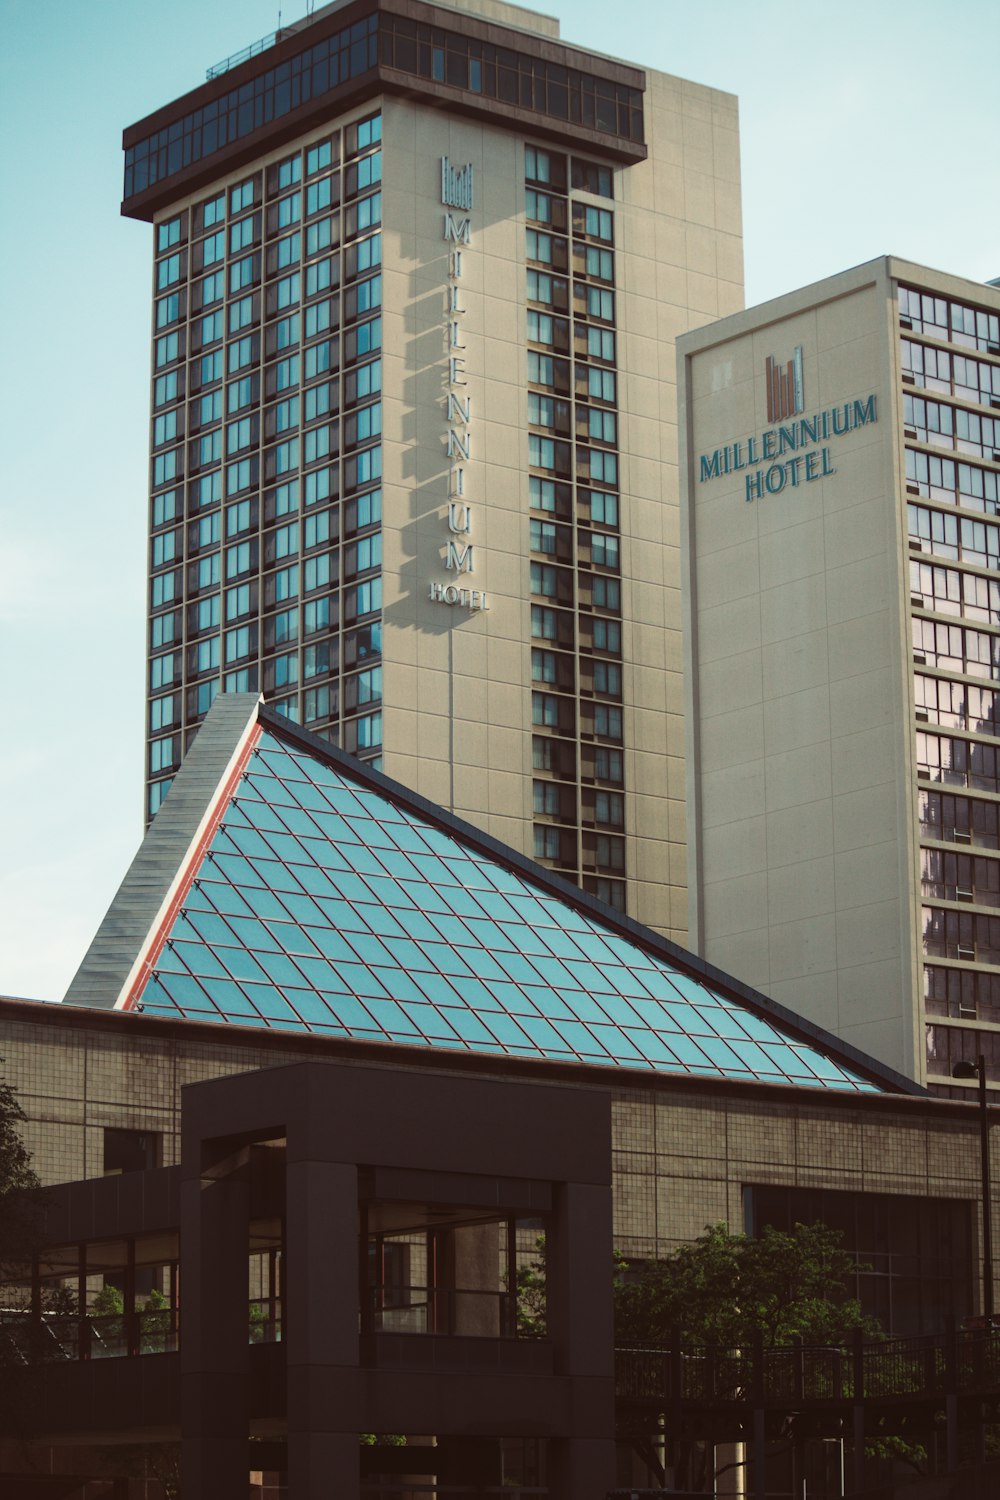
(180, 1164), (250, 1500)
(546, 1182), (616, 1500)
(285, 1157), (360, 1500)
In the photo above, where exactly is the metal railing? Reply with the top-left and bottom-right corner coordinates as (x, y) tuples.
(365, 1285), (519, 1338)
(616, 1324), (1000, 1407)
(206, 31), (281, 80)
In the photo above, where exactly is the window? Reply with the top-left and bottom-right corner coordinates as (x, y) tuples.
(275, 354), (300, 391)
(229, 336), (255, 374)
(592, 576), (621, 610)
(588, 450), (618, 486)
(157, 217), (181, 251)
(154, 371), (179, 408)
(584, 244), (614, 280)
(225, 626), (252, 664)
(276, 271), (301, 309)
(276, 155), (301, 191)
(307, 175), (335, 216)
(226, 584), (251, 621)
(276, 230), (300, 268)
(229, 255), (256, 294)
(526, 229), (554, 264)
(529, 352), (555, 387)
(201, 350), (223, 385)
(200, 309), (224, 346)
(201, 269), (225, 306)
(156, 292), (181, 329)
(593, 618), (621, 653)
(529, 477), (561, 515)
(276, 190), (301, 228)
(306, 139), (333, 175)
(155, 332), (180, 368)
(593, 661), (622, 696)
(533, 781), (560, 816)
(530, 518), (559, 555)
(275, 396), (299, 433)
(534, 826), (561, 860)
(592, 533), (620, 569)
(588, 407), (617, 444)
(531, 605), (559, 640)
(157, 253), (181, 289)
(528, 311), (554, 345)
(587, 327), (615, 362)
(230, 178), (255, 215)
(532, 692), (559, 727)
(593, 704), (622, 740)
(532, 648), (559, 684)
(582, 205), (613, 241)
(525, 189), (552, 224)
(230, 215), (255, 254)
(595, 790), (624, 827)
(585, 285), (614, 322)
(202, 230), (225, 266)
(589, 490), (618, 526)
(531, 562), (559, 598)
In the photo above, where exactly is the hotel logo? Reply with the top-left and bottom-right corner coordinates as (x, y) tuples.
(765, 345), (805, 424)
(441, 156), (474, 211)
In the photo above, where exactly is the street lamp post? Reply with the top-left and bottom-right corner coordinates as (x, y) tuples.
(952, 1054), (994, 1323)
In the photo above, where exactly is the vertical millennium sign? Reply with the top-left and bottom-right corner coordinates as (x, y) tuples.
(428, 158), (489, 614)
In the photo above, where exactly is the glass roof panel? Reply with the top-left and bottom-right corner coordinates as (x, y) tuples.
(133, 729), (884, 1094)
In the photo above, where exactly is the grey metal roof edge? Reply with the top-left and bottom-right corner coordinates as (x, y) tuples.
(63, 694), (263, 1009)
(255, 707), (927, 1098)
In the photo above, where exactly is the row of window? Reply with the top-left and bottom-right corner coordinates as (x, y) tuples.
(908, 502), (1000, 569)
(377, 16), (643, 144)
(901, 338), (1000, 405)
(919, 788), (1000, 851)
(904, 393), (1000, 459)
(148, 127), (385, 783)
(912, 616), (1000, 680)
(910, 559), (1000, 623)
(917, 730), (1000, 794)
(525, 147), (625, 898)
(924, 963), (1000, 1024)
(923, 905), (1000, 964)
(921, 848), (1000, 909)
(898, 285), (1000, 356)
(904, 449), (999, 514)
(915, 673), (1000, 735)
(126, 25), (381, 198)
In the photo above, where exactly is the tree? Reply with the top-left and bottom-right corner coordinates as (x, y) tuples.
(614, 1223), (929, 1491)
(0, 1060), (41, 1276)
(615, 1220), (880, 1349)
(0, 1060), (44, 1435)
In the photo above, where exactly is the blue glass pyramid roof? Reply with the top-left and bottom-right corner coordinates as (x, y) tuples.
(129, 722), (885, 1094)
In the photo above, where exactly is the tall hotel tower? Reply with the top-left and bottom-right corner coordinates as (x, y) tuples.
(126, 0), (742, 937)
(679, 258), (1000, 1092)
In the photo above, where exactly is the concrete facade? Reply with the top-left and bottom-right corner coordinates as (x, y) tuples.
(679, 257), (1000, 1092)
(1, 996), (988, 1276)
(130, 0), (743, 940)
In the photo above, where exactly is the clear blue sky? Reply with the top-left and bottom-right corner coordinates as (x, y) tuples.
(1, 0), (998, 1001)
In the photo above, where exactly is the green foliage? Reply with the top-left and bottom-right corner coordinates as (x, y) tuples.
(514, 1235), (547, 1338)
(615, 1221), (880, 1349)
(0, 1061), (41, 1275)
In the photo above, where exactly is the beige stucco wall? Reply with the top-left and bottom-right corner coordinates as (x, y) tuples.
(679, 262), (921, 1078)
(378, 70), (743, 942)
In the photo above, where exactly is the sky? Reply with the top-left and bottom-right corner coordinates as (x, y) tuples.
(1, 0), (998, 1003)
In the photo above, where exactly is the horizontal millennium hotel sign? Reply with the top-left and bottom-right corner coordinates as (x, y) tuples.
(698, 345), (878, 503)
